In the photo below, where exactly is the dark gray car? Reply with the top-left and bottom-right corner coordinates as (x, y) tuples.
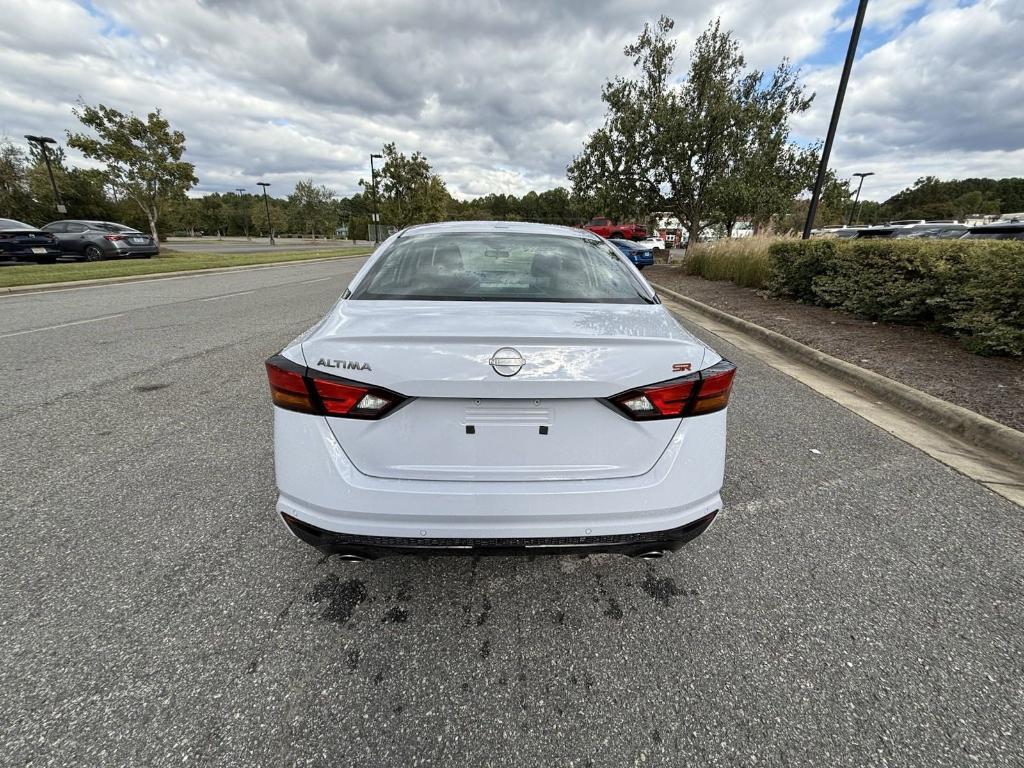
(41, 220), (159, 261)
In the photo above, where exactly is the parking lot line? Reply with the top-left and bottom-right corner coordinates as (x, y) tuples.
(198, 290), (256, 302)
(0, 313), (125, 339)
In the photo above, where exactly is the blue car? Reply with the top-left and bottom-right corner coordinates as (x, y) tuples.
(609, 238), (654, 270)
(0, 218), (62, 263)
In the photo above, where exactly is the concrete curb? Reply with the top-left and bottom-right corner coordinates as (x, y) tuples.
(651, 281), (1024, 465)
(0, 251), (371, 297)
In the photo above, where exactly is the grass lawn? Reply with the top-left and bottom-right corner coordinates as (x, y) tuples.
(0, 247), (373, 289)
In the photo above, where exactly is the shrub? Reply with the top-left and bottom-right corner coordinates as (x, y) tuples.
(765, 239), (838, 302)
(767, 238), (1024, 356)
(682, 237), (778, 288)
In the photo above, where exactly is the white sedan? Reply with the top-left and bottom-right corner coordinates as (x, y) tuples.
(266, 221), (735, 560)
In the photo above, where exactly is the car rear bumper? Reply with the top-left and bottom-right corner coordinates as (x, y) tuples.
(113, 244), (160, 257)
(280, 508), (718, 558)
(274, 407), (726, 544)
(2, 247), (62, 259)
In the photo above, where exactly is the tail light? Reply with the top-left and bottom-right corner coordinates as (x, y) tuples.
(265, 355), (407, 419)
(608, 360), (736, 420)
(104, 234), (124, 241)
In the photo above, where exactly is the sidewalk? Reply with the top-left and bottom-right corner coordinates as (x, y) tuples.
(645, 266), (1024, 432)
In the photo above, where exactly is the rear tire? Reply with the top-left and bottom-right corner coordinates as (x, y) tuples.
(84, 245), (104, 262)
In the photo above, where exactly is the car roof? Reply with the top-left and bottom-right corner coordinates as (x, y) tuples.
(399, 220), (600, 241)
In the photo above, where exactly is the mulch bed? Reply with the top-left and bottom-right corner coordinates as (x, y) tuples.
(645, 266), (1024, 432)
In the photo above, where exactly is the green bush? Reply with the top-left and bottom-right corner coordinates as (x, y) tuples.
(767, 239), (1024, 356)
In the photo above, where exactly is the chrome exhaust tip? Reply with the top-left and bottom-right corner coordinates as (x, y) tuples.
(335, 553), (370, 562)
(637, 549), (668, 560)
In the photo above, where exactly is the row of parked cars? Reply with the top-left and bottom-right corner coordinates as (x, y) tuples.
(0, 218), (160, 263)
(819, 220), (1024, 241)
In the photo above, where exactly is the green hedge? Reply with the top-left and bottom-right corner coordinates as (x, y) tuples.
(767, 239), (1024, 356)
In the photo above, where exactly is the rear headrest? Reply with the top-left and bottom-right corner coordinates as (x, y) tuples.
(531, 252), (562, 277)
(433, 244), (463, 270)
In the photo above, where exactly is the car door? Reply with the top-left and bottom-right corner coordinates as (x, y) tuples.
(62, 222), (89, 255)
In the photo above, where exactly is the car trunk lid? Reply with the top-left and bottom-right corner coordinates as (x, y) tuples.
(301, 300), (712, 481)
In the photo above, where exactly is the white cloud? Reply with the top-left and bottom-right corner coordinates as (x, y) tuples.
(793, 0), (1024, 198)
(0, 0), (1020, 204)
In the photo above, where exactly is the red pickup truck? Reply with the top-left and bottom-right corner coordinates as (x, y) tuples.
(584, 217), (648, 241)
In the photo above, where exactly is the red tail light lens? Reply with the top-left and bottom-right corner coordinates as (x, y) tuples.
(609, 359), (736, 420)
(265, 355), (406, 419)
(104, 234), (124, 241)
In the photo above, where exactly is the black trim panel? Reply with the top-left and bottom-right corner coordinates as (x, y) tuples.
(280, 510), (717, 559)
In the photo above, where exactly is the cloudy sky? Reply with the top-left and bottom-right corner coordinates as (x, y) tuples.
(1, 0), (1021, 202)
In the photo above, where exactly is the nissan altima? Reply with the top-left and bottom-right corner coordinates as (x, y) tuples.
(266, 221), (735, 559)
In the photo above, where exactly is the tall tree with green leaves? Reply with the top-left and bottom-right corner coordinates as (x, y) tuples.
(363, 143), (450, 230)
(570, 17), (817, 243)
(289, 179), (336, 237)
(0, 139), (35, 220)
(67, 103), (197, 241)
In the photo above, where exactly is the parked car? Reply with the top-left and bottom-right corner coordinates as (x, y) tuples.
(637, 235), (666, 251)
(853, 227), (899, 239)
(0, 218), (62, 263)
(41, 220), (159, 261)
(266, 221), (735, 559)
(584, 217), (648, 241)
(896, 224), (968, 239)
(962, 222), (1024, 240)
(609, 238), (655, 270)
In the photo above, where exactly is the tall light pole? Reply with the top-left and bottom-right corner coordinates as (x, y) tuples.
(802, 0), (870, 239)
(257, 182), (274, 245)
(235, 187), (250, 239)
(25, 135), (66, 214)
(846, 172), (874, 226)
(369, 152), (383, 244)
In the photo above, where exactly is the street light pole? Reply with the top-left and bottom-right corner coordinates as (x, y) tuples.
(846, 172), (875, 226)
(25, 135), (66, 214)
(257, 182), (274, 245)
(370, 152), (383, 244)
(235, 188), (250, 240)
(802, 0), (870, 239)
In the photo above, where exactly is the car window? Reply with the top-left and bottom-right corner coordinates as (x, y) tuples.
(0, 218), (33, 229)
(964, 230), (1024, 240)
(351, 232), (653, 304)
(41, 222), (66, 233)
(66, 223), (88, 233)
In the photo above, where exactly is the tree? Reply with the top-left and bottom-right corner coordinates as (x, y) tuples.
(0, 139), (35, 221)
(363, 143), (451, 230)
(67, 103), (197, 241)
(569, 17), (816, 243)
(289, 179), (336, 237)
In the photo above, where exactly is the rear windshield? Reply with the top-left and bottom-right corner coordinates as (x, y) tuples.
(0, 218), (32, 229)
(86, 222), (133, 232)
(350, 232), (653, 303)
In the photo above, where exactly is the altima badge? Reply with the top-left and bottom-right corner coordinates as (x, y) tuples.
(317, 359), (371, 371)
(489, 347), (525, 377)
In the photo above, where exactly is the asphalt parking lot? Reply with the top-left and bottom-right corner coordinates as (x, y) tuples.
(1, 258), (1021, 767)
